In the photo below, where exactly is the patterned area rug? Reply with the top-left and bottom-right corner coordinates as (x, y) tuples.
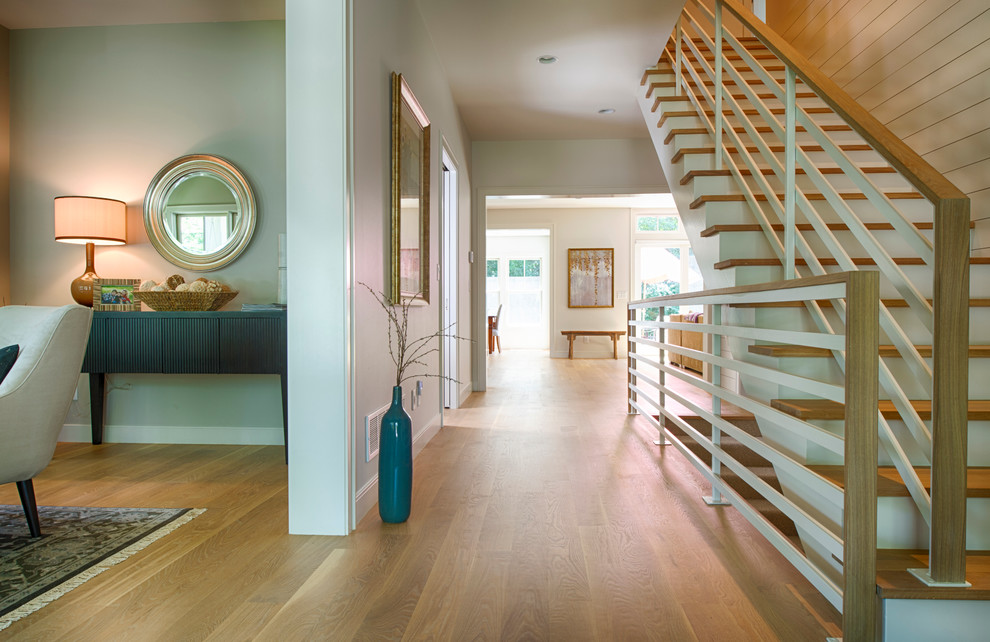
(0, 505), (204, 630)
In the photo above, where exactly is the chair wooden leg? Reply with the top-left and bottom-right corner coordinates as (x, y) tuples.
(16, 480), (42, 538)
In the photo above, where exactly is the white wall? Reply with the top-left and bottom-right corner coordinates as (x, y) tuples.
(8, 21), (287, 444)
(286, 0), (350, 535)
(473, 139), (668, 194)
(350, 0), (474, 523)
(0, 26), (8, 306)
(488, 208), (632, 358)
(471, 139), (666, 386)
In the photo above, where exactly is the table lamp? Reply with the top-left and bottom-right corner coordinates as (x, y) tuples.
(54, 196), (127, 306)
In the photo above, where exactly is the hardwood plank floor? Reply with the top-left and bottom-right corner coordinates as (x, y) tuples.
(1, 351), (841, 640)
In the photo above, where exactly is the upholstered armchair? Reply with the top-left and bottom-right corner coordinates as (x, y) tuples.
(0, 305), (93, 537)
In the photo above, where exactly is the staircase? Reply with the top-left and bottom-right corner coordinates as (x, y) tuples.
(633, 0), (988, 639)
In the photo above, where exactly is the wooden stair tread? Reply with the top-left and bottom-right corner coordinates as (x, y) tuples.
(713, 257), (990, 269)
(655, 88), (818, 102)
(665, 124), (851, 144)
(700, 221), (973, 236)
(808, 465), (990, 499)
(770, 399), (990, 421)
(691, 191), (922, 209)
(672, 144), (877, 162)
(682, 166), (896, 185)
(730, 298), (990, 309)
(657, 107), (832, 124)
(876, 550), (990, 599)
(749, 344), (990, 358)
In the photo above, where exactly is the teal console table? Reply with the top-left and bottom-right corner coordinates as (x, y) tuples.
(81, 310), (287, 458)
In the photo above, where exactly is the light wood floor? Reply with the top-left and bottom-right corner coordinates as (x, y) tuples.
(1, 351), (841, 640)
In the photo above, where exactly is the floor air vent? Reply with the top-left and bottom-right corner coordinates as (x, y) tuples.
(365, 403), (389, 462)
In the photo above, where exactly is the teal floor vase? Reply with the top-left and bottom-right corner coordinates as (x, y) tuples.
(379, 385), (412, 523)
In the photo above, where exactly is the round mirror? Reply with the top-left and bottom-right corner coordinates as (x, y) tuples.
(144, 154), (256, 271)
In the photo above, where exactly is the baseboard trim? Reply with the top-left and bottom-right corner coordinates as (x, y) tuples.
(355, 476), (378, 526)
(58, 423), (285, 446)
(458, 381), (473, 406)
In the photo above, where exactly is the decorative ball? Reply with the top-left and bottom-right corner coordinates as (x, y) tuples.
(166, 274), (185, 290)
(151, 285), (168, 292)
(188, 280), (208, 292)
(139, 280), (157, 291)
(205, 280), (223, 293)
(220, 284), (232, 292)
(175, 282), (191, 292)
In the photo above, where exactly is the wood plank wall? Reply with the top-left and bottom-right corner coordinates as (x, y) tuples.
(767, 0), (990, 256)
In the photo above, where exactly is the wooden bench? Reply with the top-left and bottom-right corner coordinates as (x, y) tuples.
(560, 330), (626, 359)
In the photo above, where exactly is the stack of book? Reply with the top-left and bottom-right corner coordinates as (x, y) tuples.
(241, 303), (286, 311)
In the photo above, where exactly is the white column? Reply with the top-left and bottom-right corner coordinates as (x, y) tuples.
(286, 0), (353, 535)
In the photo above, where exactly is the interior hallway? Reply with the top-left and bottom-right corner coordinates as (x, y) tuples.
(1, 351), (841, 640)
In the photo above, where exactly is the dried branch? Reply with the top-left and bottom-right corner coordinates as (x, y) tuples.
(359, 282), (474, 388)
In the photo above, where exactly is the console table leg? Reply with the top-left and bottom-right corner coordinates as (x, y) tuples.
(280, 372), (288, 464)
(89, 373), (106, 445)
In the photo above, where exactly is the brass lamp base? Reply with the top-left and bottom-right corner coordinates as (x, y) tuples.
(69, 242), (98, 307)
(70, 271), (98, 307)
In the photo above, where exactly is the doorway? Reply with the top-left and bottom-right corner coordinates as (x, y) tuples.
(486, 229), (551, 350)
(441, 147), (458, 408)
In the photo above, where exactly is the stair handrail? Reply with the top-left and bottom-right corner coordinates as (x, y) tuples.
(664, 8), (937, 534)
(679, 0), (970, 587)
(627, 271), (879, 640)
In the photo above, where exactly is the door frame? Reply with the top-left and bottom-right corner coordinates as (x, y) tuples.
(440, 143), (459, 410)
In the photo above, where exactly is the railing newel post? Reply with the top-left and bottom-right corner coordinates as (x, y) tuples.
(925, 197), (971, 585)
(843, 271), (879, 641)
(784, 66), (797, 280)
(706, 302), (728, 506)
(714, 1), (724, 170)
(628, 305), (637, 414)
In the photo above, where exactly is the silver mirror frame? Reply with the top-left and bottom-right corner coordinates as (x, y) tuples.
(144, 154), (256, 271)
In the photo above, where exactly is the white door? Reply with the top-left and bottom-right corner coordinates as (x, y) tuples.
(441, 149), (458, 408)
(486, 231), (551, 350)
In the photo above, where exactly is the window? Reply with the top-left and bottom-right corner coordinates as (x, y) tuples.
(636, 215), (679, 232)
(486, 259), (500, 315)
(506, 258), (542, 326)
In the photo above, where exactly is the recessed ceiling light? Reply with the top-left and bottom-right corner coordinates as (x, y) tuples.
(538, 55), (558, 64)
(598, 108), (616, 115)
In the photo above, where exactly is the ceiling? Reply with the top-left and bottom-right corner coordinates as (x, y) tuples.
(0, 0), (679, 142)
(416, 0), (680, 141)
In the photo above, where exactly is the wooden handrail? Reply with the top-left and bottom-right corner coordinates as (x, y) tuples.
(631, 271), (853, 307)
(697, 0), (971, 588)
(627, 271), (879, 627)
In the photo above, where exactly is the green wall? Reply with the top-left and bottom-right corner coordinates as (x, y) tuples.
(9, 21), (287, 444)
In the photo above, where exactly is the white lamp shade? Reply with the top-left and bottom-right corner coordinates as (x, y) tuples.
(54, 196), (127, 245)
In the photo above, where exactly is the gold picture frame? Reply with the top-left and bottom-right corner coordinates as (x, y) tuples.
(568, 248), (614, 308)
(92, 278), (142, 311)
(390, 72), (431, 303)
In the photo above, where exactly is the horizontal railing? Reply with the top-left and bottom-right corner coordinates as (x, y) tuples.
(628, 272), (879, 640)
(657, 0), (970, 586)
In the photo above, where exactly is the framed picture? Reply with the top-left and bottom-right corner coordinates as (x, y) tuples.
(390, 72), (431, 304)
(568, 248), (614, 308)
(92, 278), (141, 311)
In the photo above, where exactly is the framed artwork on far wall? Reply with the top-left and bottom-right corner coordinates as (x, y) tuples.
(568, 248), (614, 308)
(92, 278), (141, 311)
